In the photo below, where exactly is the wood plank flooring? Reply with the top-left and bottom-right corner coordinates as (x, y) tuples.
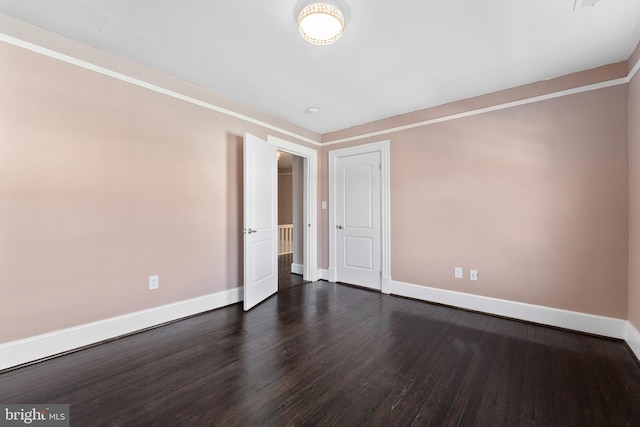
(1, 282), (640, 426)
(278, 253), (307, 290)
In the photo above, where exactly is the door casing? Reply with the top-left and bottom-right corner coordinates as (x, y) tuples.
(267, 135), (320, 282)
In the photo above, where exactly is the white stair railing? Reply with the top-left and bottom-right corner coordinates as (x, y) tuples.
(278, 224), (293, 255)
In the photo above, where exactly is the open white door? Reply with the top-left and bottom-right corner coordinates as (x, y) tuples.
(243, 133), (278, 310)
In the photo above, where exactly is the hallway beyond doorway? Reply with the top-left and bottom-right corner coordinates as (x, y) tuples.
(278, 253), (306, 290)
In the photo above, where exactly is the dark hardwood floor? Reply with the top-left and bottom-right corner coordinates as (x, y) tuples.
(2, 282), (640, 426)
(278, 253), (307, 290)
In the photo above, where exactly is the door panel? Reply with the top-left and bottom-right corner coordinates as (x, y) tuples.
(344, 237), (374, 269)
(345, 164), (373, 228)
(243, 133), (278, 311)
(336, 151), (381, 289)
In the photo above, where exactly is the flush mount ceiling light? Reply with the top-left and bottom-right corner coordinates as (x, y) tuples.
(298, 2), (345, 45)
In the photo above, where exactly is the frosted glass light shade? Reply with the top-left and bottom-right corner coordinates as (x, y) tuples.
(298, 3), (345, 45)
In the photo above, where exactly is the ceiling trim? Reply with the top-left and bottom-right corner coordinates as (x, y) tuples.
(630, 54), (640, 82)
(2, 31), (638, 148)
(0, 32), (321, 147)
(321, 75), (632, 146)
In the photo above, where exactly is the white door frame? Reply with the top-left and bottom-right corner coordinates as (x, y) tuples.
(268, 135), (320, 282)
(329, 140), (391, 293)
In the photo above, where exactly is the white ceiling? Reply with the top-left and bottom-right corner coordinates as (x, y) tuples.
(0, 0), (639, 134)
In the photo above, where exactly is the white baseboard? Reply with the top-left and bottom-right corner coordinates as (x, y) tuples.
(291, 263), (304, 275)
(0, 287), (243, 371)
(327, 267), (336, 282)
(307, 267), (322, 282)
(626, 322), (640, 361)
(390, 280), (627, 339)
(381, 275), (391, 294)
(2, 281), (636, 371)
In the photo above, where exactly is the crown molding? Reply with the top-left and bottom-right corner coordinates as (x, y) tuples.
(322, 76), (630, 145)
(2, 28), (638, 148)
(0, 32), (321, 147)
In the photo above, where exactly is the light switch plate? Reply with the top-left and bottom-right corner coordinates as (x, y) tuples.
(454, 267), (463, 279)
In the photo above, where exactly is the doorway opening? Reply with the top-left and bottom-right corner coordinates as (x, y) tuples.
(268, 135), (319, 284)
(277, 150), (307, 290)
(243, 133), (318, 310)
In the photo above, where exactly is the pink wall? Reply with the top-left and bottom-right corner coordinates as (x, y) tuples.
(629, 57), (640, 329)
(390, 87), (628, 317)
(1, 14), (638, 347)
(0, 37), (319, 343)
(319, 83), (630, 319)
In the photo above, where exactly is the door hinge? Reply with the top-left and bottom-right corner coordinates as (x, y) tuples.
(379, 163), (382, 170)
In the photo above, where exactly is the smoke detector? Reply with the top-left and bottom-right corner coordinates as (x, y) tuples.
(575, 0), (601, 10)
(582, 0), (601, 6)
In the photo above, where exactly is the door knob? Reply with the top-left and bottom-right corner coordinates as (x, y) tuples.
(243, 228), (257, 234)
(336, 225), (343, 229)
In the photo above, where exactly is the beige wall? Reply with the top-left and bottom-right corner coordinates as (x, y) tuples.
(0, 36), (319, 343)
(320, 83), (630, 319)
(629, 58), (640, 329)
(278, 172), (293, 225)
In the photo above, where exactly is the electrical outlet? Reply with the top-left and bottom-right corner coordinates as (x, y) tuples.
(454, 267), (463, 279)
(149, 275), (159, 290)
(470, 270), (478, 281)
